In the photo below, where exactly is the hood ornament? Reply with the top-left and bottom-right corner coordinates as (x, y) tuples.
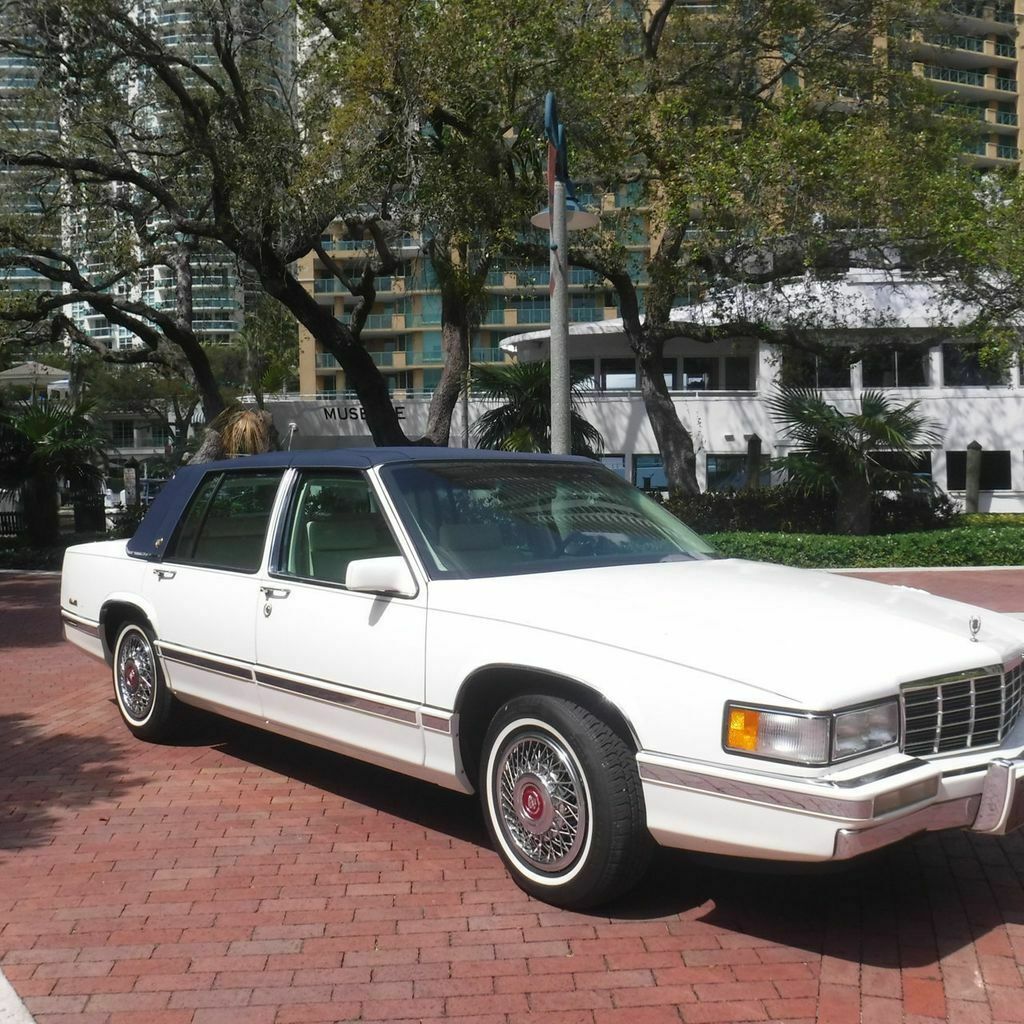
(969, 616), (981, 642)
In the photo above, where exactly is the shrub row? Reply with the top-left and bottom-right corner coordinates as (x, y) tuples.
(706, 526), (1024, 569)
(665, 485), (958, 535)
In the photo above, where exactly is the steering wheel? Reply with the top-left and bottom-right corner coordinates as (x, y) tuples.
(559, 531), (607, 557)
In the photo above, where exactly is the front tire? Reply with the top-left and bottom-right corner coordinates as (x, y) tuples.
(112, 621), (178, 741)
(480, 695), (651, 909)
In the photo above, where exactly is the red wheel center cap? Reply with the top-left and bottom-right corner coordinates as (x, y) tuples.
(521, 783), (544, 820)
(125, 661), (139, 690)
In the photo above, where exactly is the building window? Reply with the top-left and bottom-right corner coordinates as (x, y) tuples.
(706, 454), (771, 492)
(571, 359), (597, 390)
(150, 422), (171, 446)
(111, 420), (134, 447)
(861, 346), (928, 388)
(872, 451), (933, 488)
(724, 356), (753, 391)
(660, 358), (677, 389)
(681, 356), (717, 391)
(600, 358), (637, 390)
(781, 349), (851, 389)
(599, 455), (627, 479)
(946, 451), (1011, 491)
(942, 344), (1007, 387)
(422, 368), (443, 393)
(633, 454), (667, 491)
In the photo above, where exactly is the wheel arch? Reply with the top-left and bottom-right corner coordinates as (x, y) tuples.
(453, 664), (641, 788)
(99, 598), (157, 664)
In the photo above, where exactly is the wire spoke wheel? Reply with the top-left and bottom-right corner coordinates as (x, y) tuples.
(481, 696), (651, 908)
(112, 620), (178, 741)
(494, 730), (588, 873)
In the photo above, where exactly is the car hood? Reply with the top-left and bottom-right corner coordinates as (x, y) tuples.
(428, 559), (1024, 706)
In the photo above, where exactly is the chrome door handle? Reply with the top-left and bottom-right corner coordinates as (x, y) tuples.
(153, 569), (176, 580)
(260, 586), (290, 599)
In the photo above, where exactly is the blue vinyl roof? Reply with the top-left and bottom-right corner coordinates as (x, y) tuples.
(127, 448), (587, 561)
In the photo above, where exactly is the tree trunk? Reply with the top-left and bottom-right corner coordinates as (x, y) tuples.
(265, 273), (410, 446)
(423, 288), (470, 446)
(23, 475), (60, 547)
(836, 474), (872, 535)
(635, 339), (700, 496)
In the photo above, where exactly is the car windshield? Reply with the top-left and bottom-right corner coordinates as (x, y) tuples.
(382, 460), (718, 579)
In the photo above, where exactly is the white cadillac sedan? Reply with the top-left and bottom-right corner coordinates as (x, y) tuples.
(60, 449), (1024, 908)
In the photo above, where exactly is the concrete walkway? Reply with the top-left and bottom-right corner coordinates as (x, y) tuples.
(4, 571), (1024, 1024)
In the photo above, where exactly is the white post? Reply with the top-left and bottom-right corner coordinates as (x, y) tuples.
(550, 179), (570, 454)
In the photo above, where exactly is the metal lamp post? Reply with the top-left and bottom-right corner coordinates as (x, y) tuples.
(530, 93), (599, 455)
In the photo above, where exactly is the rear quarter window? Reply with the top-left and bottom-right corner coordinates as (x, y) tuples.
(165, 471), (283, 573)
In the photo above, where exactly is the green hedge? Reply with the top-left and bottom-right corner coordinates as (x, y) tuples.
(707, 526), (1024, 568)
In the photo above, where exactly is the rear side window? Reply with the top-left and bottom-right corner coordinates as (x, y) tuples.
(166, 471), (283, 572)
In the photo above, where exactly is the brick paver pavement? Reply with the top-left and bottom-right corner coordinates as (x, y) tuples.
(3, 571), (1024, 1024)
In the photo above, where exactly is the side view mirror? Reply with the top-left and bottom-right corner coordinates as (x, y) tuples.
(345, 556), (418, 598)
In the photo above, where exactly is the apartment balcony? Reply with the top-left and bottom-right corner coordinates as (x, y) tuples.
(921, 64), (1018, 100)
(943, 2), (1017, 33)
(918, 33), (1018, 67)
(471, 347), (506, 363)
(315, 353), (339, 369)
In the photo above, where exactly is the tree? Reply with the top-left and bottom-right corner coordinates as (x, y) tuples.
(0, 400), (106, 545)
(471, 361), (603, 457)
(768, 387), (941, 535)
(304, 0), (622, 445)
(550, 0), (1002, 494)
(0, 0), (433, 443)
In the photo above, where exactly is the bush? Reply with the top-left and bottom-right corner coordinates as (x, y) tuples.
(706, 526), (1024, 568)
(665, 485), (958, 535)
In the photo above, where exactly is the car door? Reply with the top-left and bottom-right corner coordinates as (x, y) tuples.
(254, 468), (428, 771)
(145, 469), (284, 722)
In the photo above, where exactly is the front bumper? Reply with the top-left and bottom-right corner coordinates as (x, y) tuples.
(638, 750), (1024, 862)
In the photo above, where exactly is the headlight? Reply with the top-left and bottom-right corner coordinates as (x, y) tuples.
(832, 702), (899, 761)
(725, 700), (899, 766)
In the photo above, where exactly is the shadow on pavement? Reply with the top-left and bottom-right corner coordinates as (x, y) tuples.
(184, 710), (490, 848)
(0, 576), (64, 650)
(0, 712), (138, 851)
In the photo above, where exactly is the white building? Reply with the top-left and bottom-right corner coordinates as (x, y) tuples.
(264, 274), (1024, 512)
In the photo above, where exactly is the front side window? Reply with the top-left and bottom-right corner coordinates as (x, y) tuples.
(383, 460), (717, 579)
(166, 471), (283, 573)
(278, 472), (400, 585)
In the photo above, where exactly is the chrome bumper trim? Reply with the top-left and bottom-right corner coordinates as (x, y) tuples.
(973, 758), (1024, 834)
(639, 762), (877, 820)
(835, 796), (981, 859)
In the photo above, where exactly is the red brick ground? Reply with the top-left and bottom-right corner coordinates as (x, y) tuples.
(3, 572), (1024, 1024)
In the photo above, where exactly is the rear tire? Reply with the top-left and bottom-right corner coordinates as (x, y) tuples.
(480, 694), (651, 909)
(112, 621), (178, 741)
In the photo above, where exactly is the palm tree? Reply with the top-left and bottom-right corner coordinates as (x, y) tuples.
(0, 400), (107, 546)
(768, 387), (941, 535)
(470, 361), (604, 457)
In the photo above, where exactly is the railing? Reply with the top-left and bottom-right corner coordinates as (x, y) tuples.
(363, 313), (394, 329)
(997, 143), (1020, 159)
(995, 41), (1017, 58)
(515, 307), (551, 324)
(420, 350), (444, 364)
(517, 268), (550, 286)
(0, 512), (26, 536)
(569, 267), (599, 285)
(570, 307), (601, 322)
(996, 110), (1019, 125)
(470, 347), (505, 363)
(996, 77), (1017, 93)
(370, 351), (394, 367)
(482, 309), (507, 324)
(315, 353), (339, 368)
(924, 66), (985, 86)
(927, 33), (984, 52)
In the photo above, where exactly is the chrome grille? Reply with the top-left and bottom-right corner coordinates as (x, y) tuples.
(902, 662), (1024, 756)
